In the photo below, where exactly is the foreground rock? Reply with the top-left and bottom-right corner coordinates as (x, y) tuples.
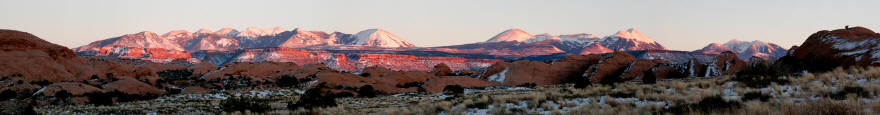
(788, 26), (880, 71)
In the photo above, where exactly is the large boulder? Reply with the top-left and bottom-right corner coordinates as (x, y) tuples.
(481, 55), (604, 86)
(549, 55), (604, 83)
(583, 51), (637, 84)
(484, 60), (552, 86)
(789, 27), (880, 71)
(102, 78), (165, 96)
(39, 82), (101, 97)
(712, 51), (746, 76)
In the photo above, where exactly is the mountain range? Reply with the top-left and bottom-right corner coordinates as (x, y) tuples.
(73, 27), (788, 71)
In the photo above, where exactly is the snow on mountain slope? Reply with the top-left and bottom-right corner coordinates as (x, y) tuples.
(352, 29), (415, 47)
(162, 30), (196, 46)
(185, 34), (240, 51)
(442, 28), (664, 56)
(277, 28), (335, 48)
(485, 29), (535, 43)
(214, 27), (240, 37)
(237, 27), (286, 37)
(695, 40), (787, 59)
(600, 28), (666, 51)
(74, 31), (184, 51)
(195, 28), (213, 34)
(578, 42), (613, 55)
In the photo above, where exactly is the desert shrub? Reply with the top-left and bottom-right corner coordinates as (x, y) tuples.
(643, 70), (657, 84)
(443, 85), (464, 96)
(156, 69), (194, 80)
(574, 78), (591, 88)
(83, 90), (160, 106)
(357, 85), (378, 98)
(288, 88), (338, 109)
(221, 96), (271, 113)
(742, 92), (770, 102)
(829, 86), (870, 100)
(608, 92), (635, 98)
(666, 95), (741, 113)
(276, 75), (299, 87)
(55, 90), (72, 100)
(396, 82), (423, 88)
(516, 83), (536, 88)
(733, 60), (790, 88)
(217, 76), (258, 89)
(0, 90), (17, 100)
(84, 92), (114, 106)
(31, 80), (52, 86)
(0, 99), (36, 115)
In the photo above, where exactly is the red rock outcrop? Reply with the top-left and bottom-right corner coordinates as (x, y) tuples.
(713, 51), (746, 75)
(423, 76), (499, 93)
(584, 51), (637, 83)
(202, 62), (300, 82)
(39, 82), (101, 97)
(790, 27), (880, 68)
(0, 29), (82, 82)
(481, 54), (605, 86)
(102, 78), (164, 95)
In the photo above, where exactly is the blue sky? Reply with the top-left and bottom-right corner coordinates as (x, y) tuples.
(1, 0), (878, 50)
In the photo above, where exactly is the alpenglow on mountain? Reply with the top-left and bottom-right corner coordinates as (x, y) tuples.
(74, 27), (416, 52)
(694, 40), (788, 59)
(72, 27), (786, 72)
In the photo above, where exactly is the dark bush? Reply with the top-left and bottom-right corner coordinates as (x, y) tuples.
(733, 60), (791, 88)
(276, 75), (299, 87)
(666, 95), (741, 113)
(157, 69), (194, 80)
(742, 92), (770, 102)
(357, 85), (378, 98)
(516, 83), (536, 88)
(55, 90), (72, 100)
(829, 86), (870, 100)
(574, 78), (591, 88)
(359, 73), (371, 77)
(220, 96), (271, 113)
(0, 90), (17, 100)
(85, 92), (114, 106)
(31, 80), (52, 86)
(608, 92), (635, 98)
(643, 70), (657, 84)
(443, 85), (464, 96)
(396, 82), (423, 88)
(0, 99), (36, 115)
(288, 88), (338, 109)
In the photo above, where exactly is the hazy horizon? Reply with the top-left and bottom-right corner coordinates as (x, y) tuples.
(2, 0), (879, 50)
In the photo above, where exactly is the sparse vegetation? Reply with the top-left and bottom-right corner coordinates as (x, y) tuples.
(357, 85), (378, 97)
(29, 66), (880, 114)
(288, 88), (338, 110)
(220, 96), (271, 113)
(742, 92), (769, 102)
(733, 59), (791, 88)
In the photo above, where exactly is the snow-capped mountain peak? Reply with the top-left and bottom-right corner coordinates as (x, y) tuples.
(238, 27), (286, 37)
(696, 40), (788, 59)
(215, 27), (239, 36)
(486, 29), (535, 43)
(353, 28), (415, 47)
(196, 28), (213, 34)
(613, 28), (655, 43)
